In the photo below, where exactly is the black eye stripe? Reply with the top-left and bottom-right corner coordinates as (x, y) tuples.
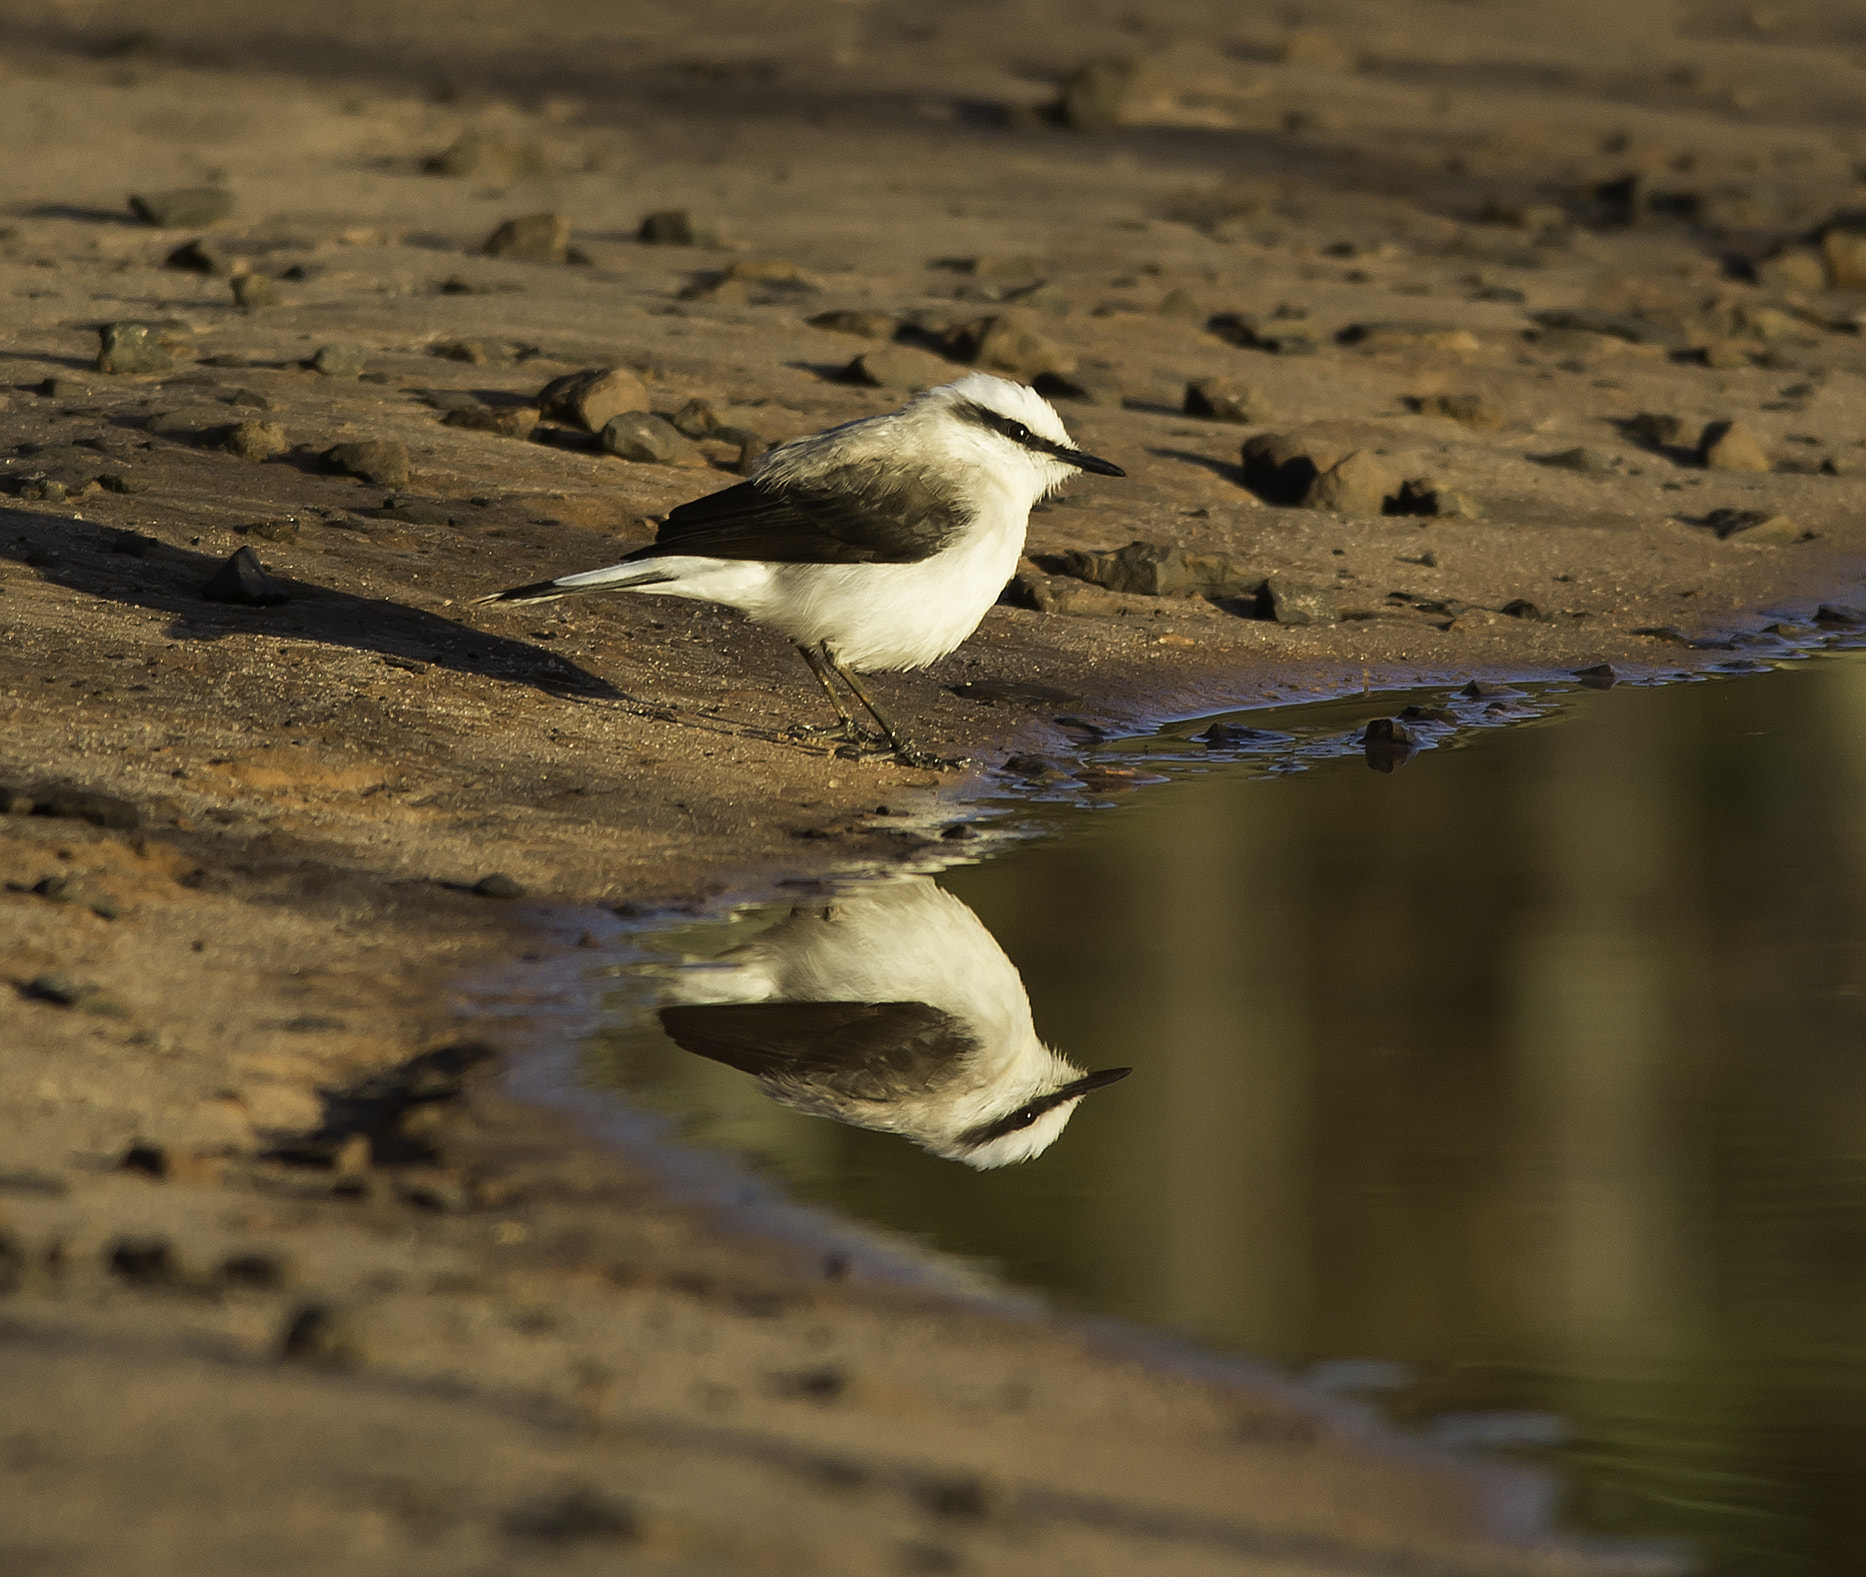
(959, 401), (1053, 454)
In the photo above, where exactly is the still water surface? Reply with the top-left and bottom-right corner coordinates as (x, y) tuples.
(590, 652), (1866, 1576)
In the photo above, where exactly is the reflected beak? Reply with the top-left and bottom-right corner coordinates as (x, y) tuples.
(1058, 447), (1125, 477)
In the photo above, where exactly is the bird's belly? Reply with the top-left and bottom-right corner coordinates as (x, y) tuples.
(762, 531), (1021, 671)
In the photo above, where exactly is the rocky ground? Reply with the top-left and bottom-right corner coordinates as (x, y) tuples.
(4, 0), (1866, 1571)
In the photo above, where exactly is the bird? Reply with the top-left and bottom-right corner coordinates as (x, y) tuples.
(653, 876), (1131, 1168)
(473, 373), (1124, 768)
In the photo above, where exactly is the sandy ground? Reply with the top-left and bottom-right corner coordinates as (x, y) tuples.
(5, 0), (1866, 1570)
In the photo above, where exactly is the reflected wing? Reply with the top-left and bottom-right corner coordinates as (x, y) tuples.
(657, 1000), (976, 1102)
(638, 464), (970, 565)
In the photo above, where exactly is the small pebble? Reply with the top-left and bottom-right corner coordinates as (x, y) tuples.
(199, 546), (290, 606)
(473, 873), (525, 898)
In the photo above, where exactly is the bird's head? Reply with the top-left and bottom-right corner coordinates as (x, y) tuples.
(912, 374), (1124, 504)
(948, 1063), (1132, 1169)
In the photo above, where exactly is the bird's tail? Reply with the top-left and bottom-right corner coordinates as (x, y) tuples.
(470, 557), (676, 608)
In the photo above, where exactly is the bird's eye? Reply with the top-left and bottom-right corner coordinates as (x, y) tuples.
(1006, 421), (1030, 442)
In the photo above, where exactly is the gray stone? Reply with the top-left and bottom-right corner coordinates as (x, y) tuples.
(1625, 411), (1687, 448)
(326, 440), (411, 489)
(442, 404), (540, 437)
(1058, 540), (1262, 600)
(1537, 446), (1614, 474)
(1393, 477), (1481, 518)
(638, 209), (697, 246)
(843, 344), (952, 391)
(200, 546), (290, 606)
(1301, 450), (1397, 514)
(164, 238), (233, 276)
(129, 187), (233, 227)
(599, 412), (695, 464)
(943, 313), (1075, 379)
(423, 129), (547, 181)
(220, 420), (287, 461)
(669, 398), (720, 438)
(482, 212), (570, 262)
(1407, 392), (1502, 428)
(537, 366), (650, 432)
(1240, 432), (1339, 502)
(1699, 420), (1771, 472)
(809, 309), (898, 340)
(96, 322), (174, 375)
(1338, 321), (1481, 353)
(1206, 313), (1316, 355)
(1184, 377), (1271, 424)
(1053, 58), (1145, 132)
(1264, 578), (1339, 624)
(230, 273), (279, 309)
(473, 873), (525, 898)
(1704, 508), (1806, 544)
(311, 342), (367, 377)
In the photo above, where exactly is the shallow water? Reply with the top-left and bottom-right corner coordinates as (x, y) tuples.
(589, 650), (1866, 1576)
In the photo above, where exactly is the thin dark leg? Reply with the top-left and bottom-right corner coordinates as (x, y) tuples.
(822, 646), (966, 771)
(788, 643), (885, 748)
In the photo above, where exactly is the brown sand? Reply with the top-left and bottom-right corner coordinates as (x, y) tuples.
(4, 0), (1866, 1570)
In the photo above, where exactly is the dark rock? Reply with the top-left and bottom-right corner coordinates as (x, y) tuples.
(129, 188), (233, 228)
(420, 389), (483, 413)
(1053, 57), (1146, 131)
(443, 404), (540, 437)
(230, 274), (279, 309)
(1198, 722), (1286, 748)
(96, 322), (174, 376)
(638, 209), (697, 246)
(600, 412), (695, 464)
(1406, 392), (1502, 428)
(669, 398), (720, 438)
(1206, 313), (1315, 355)
(1762, 623), (1813, 638)
(1458, 680), (1524, 698)
(502, 1487), (639, 1545)
(220, 420), (287, 461)
(473, 873), (525, 899)
(1362, 718), (1419, 773)
(33, 875), (119, 920)
(1265, 578), (1339, 625)
(948, 679), (1077, 706)
(1530, 308), (1682, 349)
(1632, 625), (1694, 645)
(24, 971), (100, 1006)
(483, 212), (570, 262)
(1338, 322), (1480, 353)
(1396, 705), (1457, 724)
(1058, 540), (1262, 600)
(235, 520), (299, 543)
(219, 1251), (292, 1289)
(12, 786), (139, 829)
(1536, 446), (1614, 474)
(1573, 664), (1617, 689)
(1240, 432), (1339, 502)
(164, 238), (232, 275)
(942, 313), (1074, 380)
(537, 366), (650, 432)
(374, 499), (457, 527)
(1698, 420), (1771, 472)
(1500, 599), (1548, 621)
(423, 129), (546, 181)
(1392, 477), (1481, 518)
(279, 1302), (362, 1367)
(842, 345), (952, 391)
(107, 1236), (174, 1284)
(1001, 753), (1066, 779)
(326, 440), (412, 489)
(224, 388), (273, 410)
(311, 342), (367, 377)
(1703, 508), (1805, 544)
(200, 546), (290, 606)
(1625, 411), (1687, 449)
(1301, 451), (1397, 515)
(809, 309), (897, 339)
(1184, 377), (1271, 424)
(1816, 604), (1865, 626)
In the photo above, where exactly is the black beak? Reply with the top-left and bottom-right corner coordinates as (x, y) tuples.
(1056, 1066), (1133, 1098)
(1057, 447), (1125, 477)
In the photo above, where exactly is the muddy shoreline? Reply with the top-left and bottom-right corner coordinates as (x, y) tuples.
(6, 0), (1866, 1568)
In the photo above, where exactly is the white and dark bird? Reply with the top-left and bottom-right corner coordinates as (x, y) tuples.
(473, 373), (1124, 767)
(655, 877), (1131, 1168)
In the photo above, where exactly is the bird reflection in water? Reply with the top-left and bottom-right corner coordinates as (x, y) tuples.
(656, 877), (1130, 1168)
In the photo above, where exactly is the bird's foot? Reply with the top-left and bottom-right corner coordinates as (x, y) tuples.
(880, 742), (971, 772)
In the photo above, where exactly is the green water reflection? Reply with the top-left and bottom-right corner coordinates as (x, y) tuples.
(590, 653), (1866, 1576)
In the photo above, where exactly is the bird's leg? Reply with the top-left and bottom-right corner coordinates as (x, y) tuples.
(787, 642), (887, 748)
(822, 646), (968, 771)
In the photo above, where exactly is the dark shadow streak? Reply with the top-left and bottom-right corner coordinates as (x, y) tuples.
(1147, 447), (1247, 489)
(0, 504), (624, 702)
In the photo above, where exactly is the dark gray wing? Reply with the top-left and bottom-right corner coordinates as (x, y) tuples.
(657, 1000), (977, 1102)
(627, 462), (971, 566)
